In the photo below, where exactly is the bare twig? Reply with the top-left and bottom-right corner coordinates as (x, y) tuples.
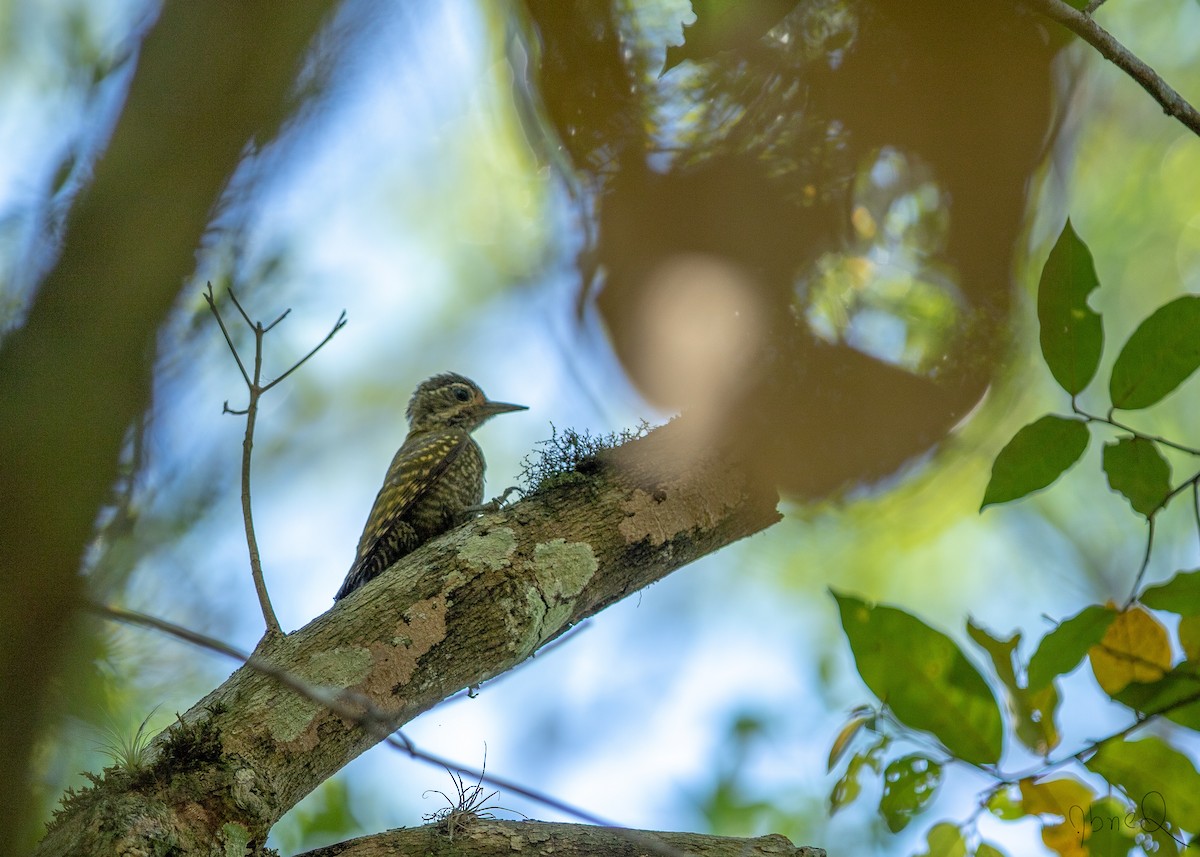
(1125, 515), (1155, 606)
(203, 283), (347, 638)
(206, 285), (251, 386)
(1023, 0), (1200, 138)
(263, 309), (347, 393)
(87, 601), (366, 721)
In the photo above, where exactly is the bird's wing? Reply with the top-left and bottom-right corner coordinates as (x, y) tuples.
(353, 430), (471, 559)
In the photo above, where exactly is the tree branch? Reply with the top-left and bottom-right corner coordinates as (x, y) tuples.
(296, 820), (826, 857)
(36, 421), (782, 855)
(85, 602), (630, 832)
(1023, 0), (1200, 137)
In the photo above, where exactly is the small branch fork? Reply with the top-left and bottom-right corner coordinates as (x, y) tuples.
(1071, 401), (1200, 606)
(1024, 0), (1200, 138)
(203, 283), (347, 637)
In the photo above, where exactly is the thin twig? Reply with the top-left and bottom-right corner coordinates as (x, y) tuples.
(264, 308), (292, 333)
(1072, 403), (1200, 456)
(203, 284), (250, 386)
(226, 286), (256, 329)
(237, 314), (279, 636)
(1022, 0), (1200, 138)
(1194, 482), (1200, 553)
(1162, 468), (1200, 507)
(205, 284), (347, 638)
(262, 310), (347, 393)
(1126, 515), (1156, 607)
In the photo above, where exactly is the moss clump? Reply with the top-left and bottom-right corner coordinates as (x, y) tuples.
(519, 420), (653, 493)
(152, 702), (227, 780)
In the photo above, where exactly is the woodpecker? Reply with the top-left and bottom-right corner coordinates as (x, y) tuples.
(334, 373), (526, 601)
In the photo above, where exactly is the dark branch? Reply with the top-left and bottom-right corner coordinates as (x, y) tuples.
(1024, 0), (1200, 137)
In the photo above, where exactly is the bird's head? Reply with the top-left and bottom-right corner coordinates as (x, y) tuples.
(406, 372), (527, 433)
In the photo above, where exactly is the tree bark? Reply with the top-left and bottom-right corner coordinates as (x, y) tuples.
(297, 820), (826, 857)
(35, 422), (784, 855)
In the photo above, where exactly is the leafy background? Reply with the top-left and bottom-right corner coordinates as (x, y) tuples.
(4, 0), (1200, 855)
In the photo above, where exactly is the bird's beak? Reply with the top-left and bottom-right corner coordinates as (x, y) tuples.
(480, 399), (528, 418)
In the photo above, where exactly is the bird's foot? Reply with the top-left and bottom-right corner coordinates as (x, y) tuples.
(465, 486), (522, 514)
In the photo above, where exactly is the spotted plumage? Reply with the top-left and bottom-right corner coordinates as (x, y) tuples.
(334, 373), (526, 601)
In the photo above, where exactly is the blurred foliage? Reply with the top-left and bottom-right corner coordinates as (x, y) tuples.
(694, 712), (845, 845)
(830, 224), (1200, 855)
(271, 779), (363, 855)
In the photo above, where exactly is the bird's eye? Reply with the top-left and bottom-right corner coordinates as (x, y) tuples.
(453, 386), (471, 402)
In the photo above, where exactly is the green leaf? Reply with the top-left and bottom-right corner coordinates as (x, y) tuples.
(1038, 220), (1103, 395)
(878, 754), (942, 833)
(1140, 792), (1184, 857)
(1113, 662), (1200, 730)
(975, 843), (1008, 857)
(1180, 615), (1200, 661)
(913, 821), (966, 857)
(987, 786), (1024, 821)
(834, 592), (1003, 764)
(1110, 296), (1200, 410)
(1086, 736), (1200, 835)
(1140, 568), (1200, 614)
(981, 415), (1089, 509)
(967, 621), (1059, 754)
(1027, 605), (1117, 689)
(829, 736), (887, 816)
(1102, 436), (1171, 517)
(1084, 795), (1140, 857)
(967, 621), (1020, 687)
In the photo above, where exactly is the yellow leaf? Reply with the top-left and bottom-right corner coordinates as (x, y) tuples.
(1041, 819), (1088, 857)
(827, 710), (872, 771)
(1088, 606), (1170, 695)
(1020, 776), (1094, 817)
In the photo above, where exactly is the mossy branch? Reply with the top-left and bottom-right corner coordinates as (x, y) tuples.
(38, 419), (783, 855)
